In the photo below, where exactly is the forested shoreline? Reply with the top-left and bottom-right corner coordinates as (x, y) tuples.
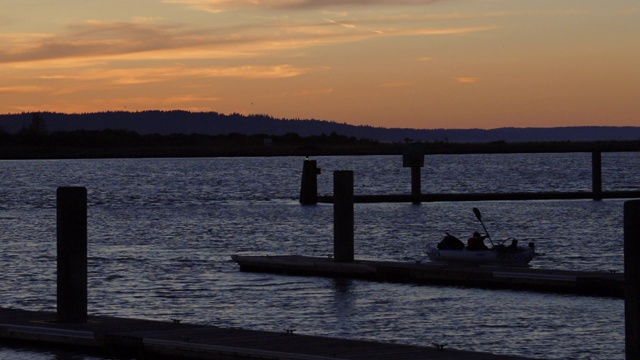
(1, 126), (638, 160)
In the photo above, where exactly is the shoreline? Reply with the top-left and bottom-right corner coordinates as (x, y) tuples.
(1, 137), (638, 160)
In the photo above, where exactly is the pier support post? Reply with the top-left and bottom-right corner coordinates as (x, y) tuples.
(334, 171), (354, 262)
(300, 158), (320, 205)
(592, 151), (602, 201)
(57, 187), (88, 323)
(403, 143), (424, 205)
(625, 200), (640, 359)
(411, 166), (421, 205)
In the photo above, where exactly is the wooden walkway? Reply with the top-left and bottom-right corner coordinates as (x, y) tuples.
(0, 307), (533, 359)
(316, 190), (640, 203)
(232, 255), (624, 298)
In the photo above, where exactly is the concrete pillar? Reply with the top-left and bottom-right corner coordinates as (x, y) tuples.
(300, 159), (319, 205)
(57, 187), (88, 323)
(625, 200), (640, 359)
(334, 171), (354, 262)
(592, 151), (602, 201)
(411, 165), (421, 205)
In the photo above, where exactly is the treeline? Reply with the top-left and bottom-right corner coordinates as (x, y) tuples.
(4, 111), (640, 143)
(0, 125), (390, 159)
(1, 124), (638, 160)
(1, 113), (638, 159)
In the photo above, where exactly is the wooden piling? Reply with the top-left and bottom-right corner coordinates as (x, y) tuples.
(625, 200), (640, 359)
(592, 151), (602, 201)
(300, 159), (319, 205)
(333, 171), (354, 263)
(402, 143), (424, 205)
(57, 186), (88, 323)
(411, 165), (421, 205)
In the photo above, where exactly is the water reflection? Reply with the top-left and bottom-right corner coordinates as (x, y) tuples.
(0, 345), (114, 360)
(331, 278), (356, 336)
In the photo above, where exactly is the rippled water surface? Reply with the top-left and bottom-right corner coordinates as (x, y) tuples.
(1, 153), (638, 359)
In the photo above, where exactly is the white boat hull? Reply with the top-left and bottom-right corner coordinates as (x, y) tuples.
(426, 245), (535, 266)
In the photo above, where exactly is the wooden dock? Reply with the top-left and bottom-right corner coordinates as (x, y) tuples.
(231, 255), (624, 298)
(0, 307), (533, 359)
(316, 190), (640, 203)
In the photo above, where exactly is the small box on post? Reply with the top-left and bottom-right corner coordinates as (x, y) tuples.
(403, 143), (425, 168)
(402, 143), (424, 204)
(300, 157), (320, 205)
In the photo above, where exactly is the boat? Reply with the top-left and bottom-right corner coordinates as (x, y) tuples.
(425, 208), (537, 266)
(425, 239), (536, 267)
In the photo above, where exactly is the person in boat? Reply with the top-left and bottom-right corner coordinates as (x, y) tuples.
(467, 231), (489, 250)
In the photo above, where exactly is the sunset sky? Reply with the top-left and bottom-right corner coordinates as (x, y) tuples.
(1, 1), (638, 129)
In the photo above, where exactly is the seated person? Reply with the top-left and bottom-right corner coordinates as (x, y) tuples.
(467, 231), (489, 250)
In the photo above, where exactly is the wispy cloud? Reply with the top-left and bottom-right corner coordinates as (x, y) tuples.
(161, 94), (223, 104)
(455, 77), (479, 84)
(37, 64), (318, 87)
(379, 81), (414, 88)
(77, 95), (223, 112)
(0, 20), (192, 64)
(0, 15), (496, 66)
(163, 0), (444, 13)
(293, 88), (333, 96)
(0, 85), (49, 93)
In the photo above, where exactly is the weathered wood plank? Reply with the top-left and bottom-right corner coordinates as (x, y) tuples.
(0, 307), (533, 359)
(317, 191), (640, 203)
(232, 255), (624, 298)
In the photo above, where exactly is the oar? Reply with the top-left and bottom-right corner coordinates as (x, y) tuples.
(472, 207), (494, 247)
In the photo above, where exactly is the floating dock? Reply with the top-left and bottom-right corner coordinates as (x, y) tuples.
(0, 307), (533, 359)
(316, 190), (640, 203)
(231, 255), (624, 298)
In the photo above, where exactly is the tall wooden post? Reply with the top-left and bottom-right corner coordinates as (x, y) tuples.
(411, 166), (421, 205)
(57, 187), (88, 323)
(403, 143), (424, 205)
(625, 200), (640, 359)
(592, 151), (602, 201)
(300, 158), (320, 205)
(334, 171), (354, 262)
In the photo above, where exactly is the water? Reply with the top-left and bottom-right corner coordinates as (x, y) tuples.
(1, 153), (638, 359)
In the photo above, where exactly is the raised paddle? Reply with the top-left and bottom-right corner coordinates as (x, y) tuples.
(472, 207), (494, 247)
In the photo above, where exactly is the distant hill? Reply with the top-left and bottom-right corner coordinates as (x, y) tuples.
(1, 111), (639, 143)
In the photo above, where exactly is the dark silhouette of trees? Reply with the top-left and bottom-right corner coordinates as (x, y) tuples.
(16, 112), (49, 145)
(1, 111), (639, 143)
(0, 115), (637, 159)
(0, 127), (389, 159)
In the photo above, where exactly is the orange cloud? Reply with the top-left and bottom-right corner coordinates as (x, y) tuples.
(293, 88), (334, 96)
(163, 0), (444, 13)
(455, 77), (479, 84)
(379, 82), (414, 88)
(0, 15), (496, 68)
(0, 85), (49, 93)
(36, 64), (318, 87)
(0, 21), (192, 64)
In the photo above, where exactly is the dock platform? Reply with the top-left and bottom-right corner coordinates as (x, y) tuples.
(231, 255), (624, 298)
(0, 307), (533, 359)
(316, 190), (640, 203)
